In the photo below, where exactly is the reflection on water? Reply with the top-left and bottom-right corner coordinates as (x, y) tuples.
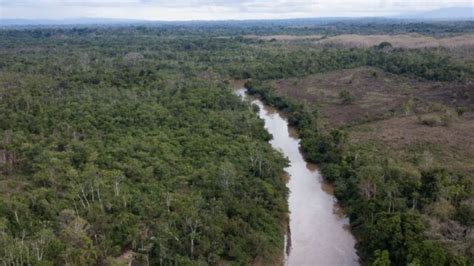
(236, 88), (359, 266)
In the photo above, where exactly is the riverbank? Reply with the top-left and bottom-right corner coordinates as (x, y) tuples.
(236, 87), (358, 265)
(243, 79), (473, 265)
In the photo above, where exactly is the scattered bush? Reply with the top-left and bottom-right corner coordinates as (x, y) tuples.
(375, 41), (393, 50)
(420, 115), (443, 127)
(456, 107), (468, 117)
(339, 89), (354, 105)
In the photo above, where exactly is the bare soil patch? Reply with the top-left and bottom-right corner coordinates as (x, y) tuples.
(245, 35), (324, 41)
(271, 67), (473, 128)
(270, 66), (474, 175)
(350, 112), (474, 175)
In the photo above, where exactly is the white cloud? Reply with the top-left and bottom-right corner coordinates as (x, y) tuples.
(0, 0), (473, 20)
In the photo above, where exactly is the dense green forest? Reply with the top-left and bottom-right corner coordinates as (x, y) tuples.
(1, 21), (473, 265)
(0, 28), (292, 265)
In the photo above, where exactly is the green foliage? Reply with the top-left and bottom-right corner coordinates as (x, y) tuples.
(0, 29), (289, 264)
(0, 22), (472, 265)
(372, 250), (390, 266)
(367, 48), (472, 81)
(375, 42), (393, 50)
(246, 80), (473, 265)
(419, 114), (444, 127)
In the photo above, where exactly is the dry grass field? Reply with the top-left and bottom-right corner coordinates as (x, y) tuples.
(244, 34), (324, 41)
(272, 67), (473, 126)
(317, 34), (474, 49)
(270, 67), (474, 176)
(350, 113), (474, 176)
(245, 33), (474, 48)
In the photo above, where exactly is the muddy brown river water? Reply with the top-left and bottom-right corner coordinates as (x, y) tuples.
(236, 88), (359, 266)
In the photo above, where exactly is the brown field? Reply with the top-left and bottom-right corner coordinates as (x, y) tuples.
(244, 34), (324, 41)
(272, 67), (473, 127)
(270, 66), (474, 176)
(317, 34), (474, 48)
(350, 112), (474, 175)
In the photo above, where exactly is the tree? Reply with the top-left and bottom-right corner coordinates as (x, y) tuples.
(372, 250), (390, 266)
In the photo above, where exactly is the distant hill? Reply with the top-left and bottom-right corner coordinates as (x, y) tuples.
(1, 8), (472, 27)
(399, 7), (474, 20)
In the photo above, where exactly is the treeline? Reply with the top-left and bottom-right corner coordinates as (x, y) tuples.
(245, 81), (473, 266)
(225, 46), (473, 82)
(3, 19), (474, 37)
(367, 48), (471, 81)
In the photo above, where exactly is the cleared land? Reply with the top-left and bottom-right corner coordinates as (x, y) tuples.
(244, 34), (324, 41)
(270, 66), (474, 176)
(317, 34), (474, 48)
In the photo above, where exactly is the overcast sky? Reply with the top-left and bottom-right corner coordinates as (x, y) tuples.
(1, 0), (473, 20)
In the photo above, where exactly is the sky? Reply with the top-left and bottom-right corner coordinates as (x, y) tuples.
(0, 0), (473, 21)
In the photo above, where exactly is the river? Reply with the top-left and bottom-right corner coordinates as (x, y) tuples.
(236, 88), (359, 266)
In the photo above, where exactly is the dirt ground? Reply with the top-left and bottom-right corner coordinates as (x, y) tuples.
(270, 66), (474, 176)
(243, 34), (474, 49)
(350, 112), (474, 175)
(272, 67), (473, 127)
(317, 34), (474, 49)
(244, 35), (324, 41)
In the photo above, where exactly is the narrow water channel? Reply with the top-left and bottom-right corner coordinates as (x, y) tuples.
(236, 88), (359, 266)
